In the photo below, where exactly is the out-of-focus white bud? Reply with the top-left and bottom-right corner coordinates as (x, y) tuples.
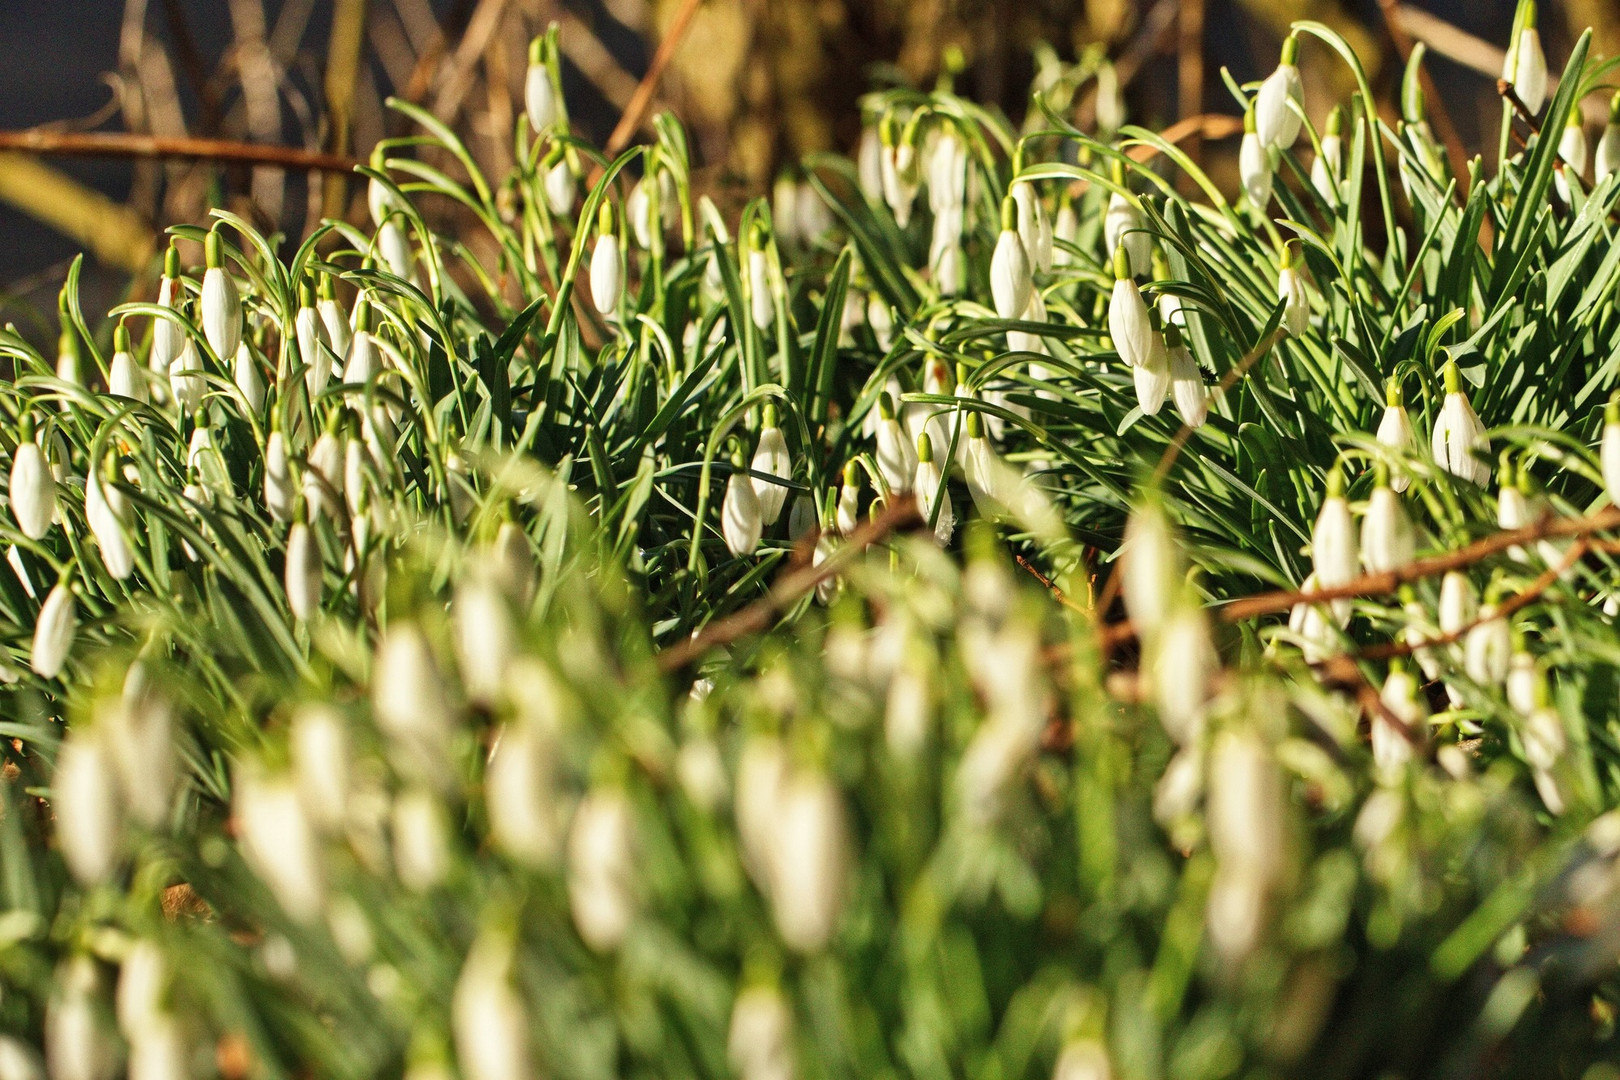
(990, 201), (1033, 320)
(880, 122), (919, 227)
(769, 769), (849, 952)
(1312, 106), (1344, 202)
(127, 1014), (186, 1080)
(857, 125), (884, 202)
(108, 663), (175, 829)
(1361, 471), (1414, 573)
(1012, 180), (1052, 274)
(736, 737), (789, 893)
(544, 156), (575, 216)
(233, 343), (264, 415)
(454, 577), (513, 705)
(589, 205), (623, 316)
(1432, 361), (1490, 485)
(1107, 246), (1152, 368)
(32, 582), (76, 679)
(1375, 662), (1425, 778)
(200, 231), (242, 361)
(1239, 108), (1275, 209)
(1150, 603), (1215, 745)
(723, 462), (764, 558)
(54, 731), (121, 886)
(1437, 570), (1477, 636)
(1506, 650), (1538, 717)
(1556, 115), (1589, 202)
(46, 957), (115, 1080)
(525, 45), (558, 132)
(304, 429), (344, 521)
(234, 765), (324, 921)
(728, 985), (795, 1080)
(487, 716), (564, 866)
(393, 786), (451, 892)
(453, 934), (530, 1080)
(1122, 498), (1183, 641)
(1465, 604), (1511, 686)
(1206, 729), (1282, 965)
(291, 703), (349, 833)
(372, 624), (455, 786)
(284, 521), (321, 622)
(751, 413), (791, 526)
(264, 430), (294, 523)
(116, 940), (166, 1038)
(1603, 394), (1620, 505)
(1599, 93), (1620, 185)
(1311, 471), (1358, 595)
(567, 788), (637, 951)
(1524, 704), (1567, 814)
(1053, 1040), (1112, 1080)
(1255, 36), (1304, 150)
(748, 246), (773, 331)
(84, 464), (133, 581)
(10, 434), (56, 540)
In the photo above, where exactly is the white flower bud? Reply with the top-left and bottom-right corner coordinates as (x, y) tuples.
(1512, 25), (1548, 115)
(1133, 333), (1170, 415)
(1312, 132), (1342, 202)
(1431, 364), (1490, 485)
(151, 273), (183, 373)
(751, 422), (791, 525)
(1376, 386), (1414, 492)
(1103, 192), (1150, 277)
(46, 957), (115, 1080)
(567, 788), (637, 951)
(234, 766), (324, 921)
(127, 1014), (186, 1080)
(9, 439), (55, 541)
(913, 435), (954, 545)
(108, 664), (175, 829)
(990, 223), (1033, 320)
(1603, 400), (1620, 504)
(1311, 476), (1358, 594)
(525, 60), (557, 132)
(880, 141), (918, 227)
(453, 936), (530, 1080)
(1150, 604), (1215, 745)
(318, 295), (351, 362)
(304, 430), (344, 521)
(168, 339), (204, 416)
(109, 341), (146, 403)
(487, 717), (564, 866)
(1524, 705), (1567, 814)
(736, 737), (789, 892)
(1438, 570), (1477, 636)
(200, 254), (242, 362)
(544, 158), (575, 215)
(284, 521), (321, 622)
(748, 247), (773, 330)
(1012, 180), (1052, 274)
(32, 582), (76, 679)
(1599, 100), (1620, 185)
(264, 431), (294, 523)
(1108, 268), (1152, 369)
(1556, 117), (1589, 202)
(454, 578), (513, 705)
(1360, 480), (1414, 573)
(1122, 499), (1183, 641)
(1255, 42), (1304, 150)
(54, 732), (120, 886)
(378, 221), (415, 283)
(84, 468), (133, 581)
(296, 303), (331, 396)
(769, 770), (848, 952)
(728, 985), (796, 1080)
(1053, 1041), (1112, 1080)
(372, 624), (455, 786)
(857, 127), (883, 201)
(1239, 128), (1274, 209)
(393, 786), (451, 892)
(1278, 260), (1309, 338)
(1375, 665), (1425, 778)
(722, 469), (763, 557)
(874, 398), (917, 495)
(291, 704), (350, 833)
(1464, 604), (1511, 686)
(116, 940), (166, 1038)
(342, 326), (379, 387)
(867, 294), (894, 350)
(233, 343), (264, 415)
(589, 233), (622, 316)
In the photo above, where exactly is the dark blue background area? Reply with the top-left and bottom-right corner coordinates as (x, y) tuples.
(0, 0), (1521, 284)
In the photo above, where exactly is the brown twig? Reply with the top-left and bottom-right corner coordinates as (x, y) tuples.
(603, 0), (703, 156)
(0, 130), (359, 173)
(1125, 113), (1243, 164)
(1016, 555), (1086, 613)
(655, 498), (922, 672)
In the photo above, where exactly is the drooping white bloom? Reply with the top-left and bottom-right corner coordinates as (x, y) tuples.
(1255, 36), (1304, 149)
(342, 323), (379, 387)
(116, 940), (166, 1038)
(1108, 247), (1153, 368)
(108, 324), (146, 402)
(567, 788), (637, 951)
(879, 129), (919, 227)
(46, 957), (115, 1080)
(1239, 118), (1274, 209)
(1598, 93), (1620, 185)
(990, 209), (1033, 320)
(1151, 604), (1215, 745)
(1312, 106), (1344, 202)
(1506, 651), (1538, 718)
(151, 250), (184, 373)
(1053, 1041), (1112, 1080)
(85, 466), (133, 580)
(200, 231), (242, 361)
(1556, 116), (1588, 205)
(104, 665), (175, 830)
(318, 289), (351, 362)
(453, 935), (530, 1080)
(372, 624), (454, 785)
(544, 157), (575, 216)
(1205, 729), (1283, 965)
(857, 125), (883, 202)
(589, 207), (623, 316)
(1431, 362), (1490, 485)
(728, 985), (796, 1080)
(874, 395), (917, 494)
(264, 430), (294, 523)
(524, 47), (558, 131)
(10, 437), (55, 540)
(913, 434), (954, 545)
(1103, 190), (1150, 277)
(54, 731), (120, 886)
(305, 429), (344, 520)
(393, 786), (450, 892)
(1361, 476), (1414, 573)
(1278, 250), (1309, 337)
(769, 770), (849, 952)
(722, 467), (763, 557)
(1134, 331), (1171, 415)
(1375, 663), (1425, 778)
(126, 1014), (186, 1080)
(290, 703), (350, 833)
(1012, 180), (1052, 274)
(168, 339), (204, 415)
(234, 766), (324, 921)
(1167, 329), (1207, 427)
(1603, 395), (1620, 504)
(1437, 570), (1477, 637)
(454, 577), (513, 705)
(284, 521), (321, 622)
(749, 247), (773, 330)
(487, 716), (563, 866)
(1007, 289), (1047, 357)
(1122, 498), (1183, 642)
(1523, 705), (1568, 814)
(378, 221), (415, 283)
(31, 582), (76, 679)
(1511, 18), (1548, 115)
(751, 416), (791, 525)
(233, 343), (265, 415)
(1311, 473), (1358, 591)
(1376, 381), (1415, 492)
(1465, 604), (1511, 686)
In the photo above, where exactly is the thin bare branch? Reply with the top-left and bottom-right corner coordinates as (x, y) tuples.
(604, 0), (704, 155)
(0, 130), (358, 173)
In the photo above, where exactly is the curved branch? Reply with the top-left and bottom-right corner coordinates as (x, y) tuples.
(0, 130), (359, 173)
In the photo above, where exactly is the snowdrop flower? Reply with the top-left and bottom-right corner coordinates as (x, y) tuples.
(151, 245), (184, 373)
(1239, 106), (1275, 210)
(1605, 394), (1620, 506)
(962, 413), (1008, 518)
(567, 787), (637, 951)
(453, 577), (513, 705)
(1103, 188), (1150, 277)
(1509, 2), (1548, 115)
(10, 423), (56, 540)
(486, 716), (563, 866)
(1431, 360), (1490, 485)
(1598, 93), (1620, 185)
(372, 623), (454, 786)
(234, 765), (324, 921)
(1374, 660), (1425, 778)
(769, 769), (849, 952)
(736, 737), (789, 893)
(233, 342), (265, 415)
(32, 581), (76, 679)
(1255, 35), (1304, 150)
(264, 429), (294, 523)
(54, 323), (81, 392)
(879, 115), (919, 227)
(317, 275), (351, 362)
(1150, 603), (1216, 745)
(127, 1014), (186, 1080)
(1361, 467), (1414, 573)
(1278, 245), (1309, 337)
(85, 459), (133, 580)
(1437, 570), (1477, 637)
(933, 236), (965, 296)
(874, 393), (917, 494)
(856, 123), (883, 202)
(1166, 325), (1207, 427)
(54, 730), (120, 885)
(1205, 729), (1283, 966)
(589, 203), (623, 316)
(524, 35), (559, 131)
(1523, 701), (1568, 814)
(453, 934), (530, 1080)
(1122, 496), (1184, 641)
(46, 957), (115, 1080)
(341, 301), (379, 387)
(543, 150), (575, 216)
(1376, 379), (1414, 491)
(1465, 603), (1511, 686)
(1108, 246), (1153, 368)
(116, 940), (166, 1038)
(914, 434), (954, 545)
(722, 446), (764, 557)
(1095, 58), (1125, 135)
(200, 229), (242, 361)
(927, 127), (967, 216)
(1133, 324), (1170, 416)
(751, 405), (791, 525)
(836, 462), (862, 536)
(284, 521), (321, 622)
(305, 426), (344, 521)
(1012, 179), (1052, 273)
(728, 984), (795, 1080)
(990, 198), (1033, 319)
(1053, 198), (1078, 267)
(107, 664), (176, 829)
(290, 704), (350, 833)
(748, 242), (773, 331)
(1556, 114), (1589, 202)
(1311, 105), (1344, 202)
(107, 323), (145, 402)
(393, 786), (450, 892)
(168, 337), (204, 416)
(378, 221), (415, 283)
(1506, 648), (1538, 718)
(1052, 1040), (1112, 1080)
(1007, 289), (1047, 356)
(1312, 469), (1358, 591)
(866, 294), (895, 350)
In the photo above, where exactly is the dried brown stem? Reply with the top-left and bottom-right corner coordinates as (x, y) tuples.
(656, 498), (921, 673)
(0, 130), (359, 173)
(604, 0), (703, 156)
